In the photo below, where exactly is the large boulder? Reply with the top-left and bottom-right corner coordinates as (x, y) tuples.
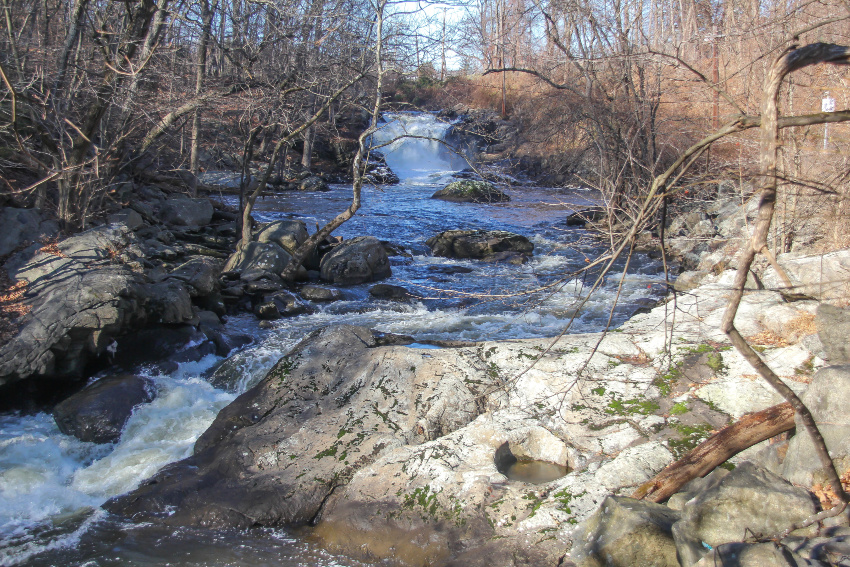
(255, 220), (309, 253)
(570, 496), (682, 567)
(426, 229), (533, 260)
(319, 236), (391, 285)
(53, 374), (155, 443)
(223, 241), (293, 275)
(159, 197), (214, 228)
(0, 266), (144, 386)
(104, 325), (488, 528)
(675, 462), (818, 548)
(762, 249), (850, 303)
(431, 180), (510, 203)
(782, 365), (850, 488)
(298, 175), (330, 192)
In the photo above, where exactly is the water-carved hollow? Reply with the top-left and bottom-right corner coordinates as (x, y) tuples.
(494, 441), (570, 484)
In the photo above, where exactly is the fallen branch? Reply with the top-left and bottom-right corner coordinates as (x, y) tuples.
(632, 402), (795, 503)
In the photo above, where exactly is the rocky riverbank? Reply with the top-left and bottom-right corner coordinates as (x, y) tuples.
(103, 256), (850, 566)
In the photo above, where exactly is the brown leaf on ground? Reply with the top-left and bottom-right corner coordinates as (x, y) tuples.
(811, 469), (850, 510)
(38, 239), (66, 257)
(0, 269), (29, 343)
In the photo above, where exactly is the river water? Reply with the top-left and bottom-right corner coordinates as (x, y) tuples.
(0, 112), (667, 566)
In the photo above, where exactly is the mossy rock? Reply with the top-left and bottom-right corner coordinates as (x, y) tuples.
(431, 180), (510, 203)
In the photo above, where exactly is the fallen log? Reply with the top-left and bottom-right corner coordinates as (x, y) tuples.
(632, 402), (795, 503)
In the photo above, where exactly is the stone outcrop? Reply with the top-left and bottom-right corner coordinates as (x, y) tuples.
(431, 180), (510, 203)
(319, 236), (391, 285)
(426, 229), (533, 260)
(53, 374), (155, 443)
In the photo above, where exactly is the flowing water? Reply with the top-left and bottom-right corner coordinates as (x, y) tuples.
(0, 112), (668, 566)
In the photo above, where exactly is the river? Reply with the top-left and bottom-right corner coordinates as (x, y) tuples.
(0, 112), (667, 566)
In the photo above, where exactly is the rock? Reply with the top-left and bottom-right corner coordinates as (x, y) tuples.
(676, 462), (818, 548)
(167, 257), (221, 297)
(107, 208), (144, 231)
(668, 211), (708, 237)
(369, 283), (412, 300)
(782, 365), (850, 488)
(255, 220), (309, 253)
(223, 241), (293, 276)
(565, 208), (606, 227)
(694, 543), (827, 567)
(0, 266), (144, 386)
(254, 291), (310, 319)
(431, 180), (510, 203)
(0, 207), (44, 256)
(570, 496), (682, 567)
(426, 230), (533, 260)
(159, 197), (214, 228)
(299, 285), (342, 302)
(762, 249), (850, 303)
(140, 280), (195, 324)
(816, 304), (850, 364)
(319, 236), (391, 285)
(673, 271), (711, 292)
(298, 175), (330, 192)
(111, 325), (205, 370)
(104, 325), (487, 528)
(53, 374), (155, 443)
(691, 219), (717, 238)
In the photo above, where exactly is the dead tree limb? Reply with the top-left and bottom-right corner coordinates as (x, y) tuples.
(632, 403), (795, 503)
(720, 42), (850, 506)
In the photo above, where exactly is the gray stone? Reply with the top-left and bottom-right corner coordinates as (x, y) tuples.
(105, 325), (486, 529)
(0, 267), (144, 386)
(431, 180), (510, 203)
(674, 271), (710, 292)
(816, 304), (850, 364)
(107, 208), (145, 230)
(677, 462), (818, 547)
(256, 291), (310, 319)
(168, 257), (221, 297)
(298, 175), (330, 192)
(141, 280), (195, 324)
(762, 249), (850, 303)
(369, 283), (411, 300)
(53, 375), (155, 443)
(426, 230), (533, 260)
(223, 241), (293, 275)
(255, 220), (309, 253)
(782, 365), (850, 488)
(299, 285), (342, 302)
(319, 236), (391, 285)
(159, 197), (214, 227)
(0, 207), (42, 256)
(570, 495), (682, 567)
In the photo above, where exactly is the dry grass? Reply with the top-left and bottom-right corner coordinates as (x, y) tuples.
(746, 330), (790, 348)
(0, 269), (29, 344)
(785, 312), (817, 341)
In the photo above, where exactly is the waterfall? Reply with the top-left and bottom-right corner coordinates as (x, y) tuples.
(369, 112), (468, 181)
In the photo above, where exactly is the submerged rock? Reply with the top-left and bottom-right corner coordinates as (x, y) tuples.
(53, 374), (155, 443)
(426, 229), (533, 260)
(319, 236), (391, 285)
(431, 180), (510, 203)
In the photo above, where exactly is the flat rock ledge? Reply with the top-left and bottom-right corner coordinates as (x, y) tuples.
(106, 269), (843, 566)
